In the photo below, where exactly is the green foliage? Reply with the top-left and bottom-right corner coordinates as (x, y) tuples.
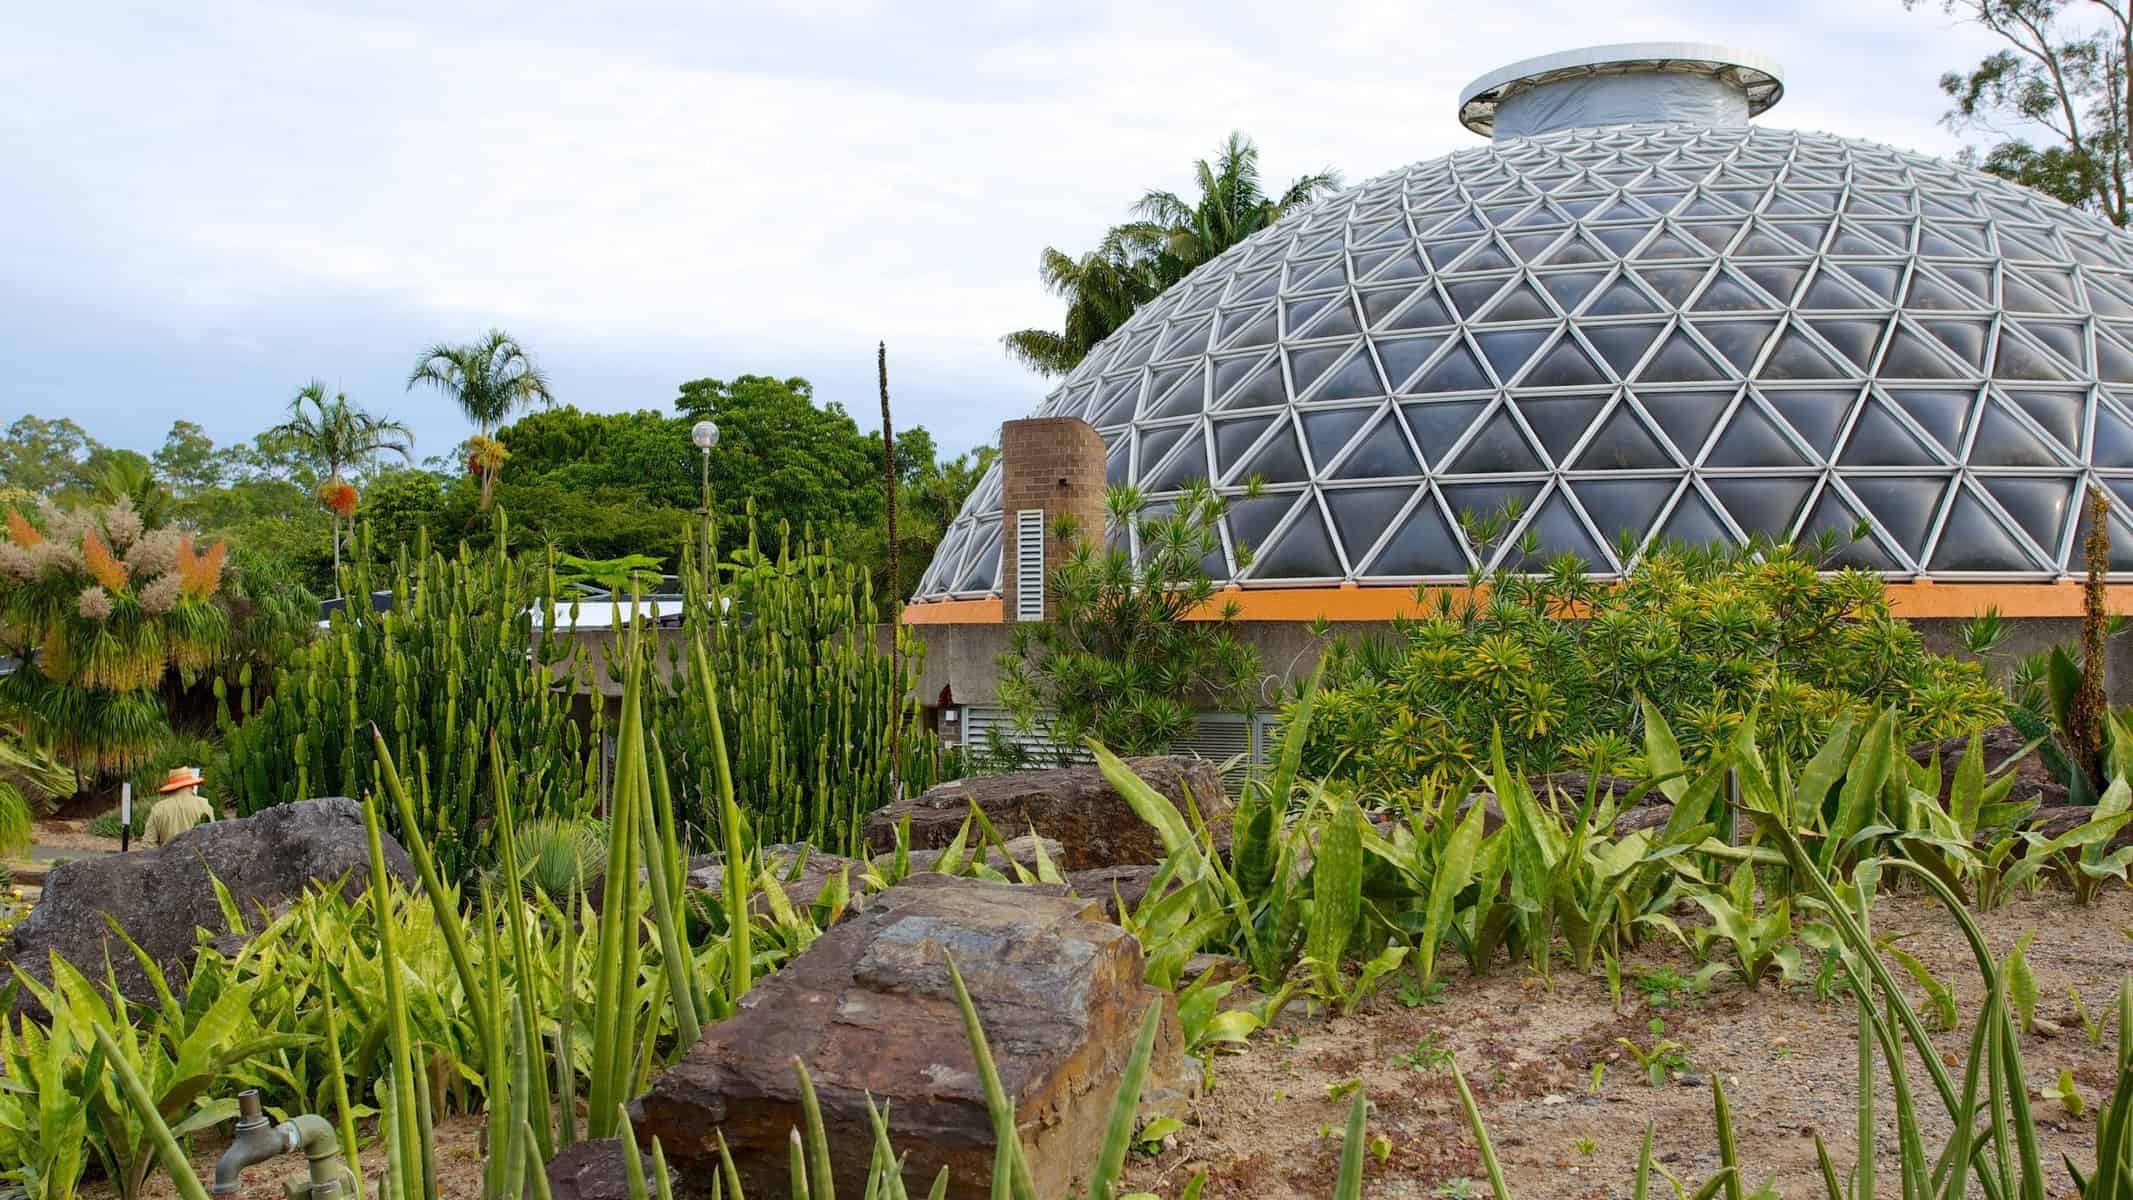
(1000, 481), (1261, 754)
(498, 817), (606, 902)
(1003, 132), (1340, 375)
(217, 514), (597, 881)
(1293, 539), (2004, 787)
(1906, 0), (2132, 226)
(647, 516), (948, 855)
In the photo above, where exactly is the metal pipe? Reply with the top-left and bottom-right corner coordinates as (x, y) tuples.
(211, 1090), (357, 1200)
(213, 1091), (295, 1195)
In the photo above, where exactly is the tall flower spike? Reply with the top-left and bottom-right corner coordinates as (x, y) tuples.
(82, 530), (129, 593)
(5, 510), (41, 548)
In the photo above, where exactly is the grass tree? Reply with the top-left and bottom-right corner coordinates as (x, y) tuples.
(0, 499), (232, 796)
(406, 329), (554, 509)
(269, 382), (415, 582)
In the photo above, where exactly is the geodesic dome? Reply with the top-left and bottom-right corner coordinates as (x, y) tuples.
(914, 43), (2133, 603)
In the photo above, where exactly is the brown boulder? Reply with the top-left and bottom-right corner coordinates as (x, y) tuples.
(631, 873), (1182, 1200)
(1067, 864), (1162, 920)
(544, 1139), (653, 1200)
(1908, 724), (2065, 808)
(864, 757), (1227, 871)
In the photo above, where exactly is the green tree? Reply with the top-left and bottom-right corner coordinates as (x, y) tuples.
(1908, 0), (2132, 224)
(84, 451), (175, 530)
(1000, 243), (1165, 376)
(1121, 131), (1342, 279)
(998, 481), (1261, 754)
(673, 375), (880, 537)
(407, 329), (555, 508)
(268, 382), (416, 581)
(0, 416), (103, 496)
(359, 467), (450, 558)
(151, 421), (224, 498)
(1003, 132), (1341, 376)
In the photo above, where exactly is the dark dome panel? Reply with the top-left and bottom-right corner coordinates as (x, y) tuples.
(919, 115), (2133, 600)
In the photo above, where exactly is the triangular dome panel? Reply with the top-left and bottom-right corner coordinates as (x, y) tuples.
(1928, 485), (2043, 572)
(1366, 492), (1470, 575)
(1708, 476), (1816, 540)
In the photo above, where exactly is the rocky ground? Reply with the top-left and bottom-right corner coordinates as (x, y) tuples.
(87, 886), (2133, 1200)
(1125, 887), (2133, 1200)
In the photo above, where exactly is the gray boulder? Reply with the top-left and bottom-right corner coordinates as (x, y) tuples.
(864, 757), (1226, 871)
(2, 798), (416, 1017)
(630, 873), (1182, 1200)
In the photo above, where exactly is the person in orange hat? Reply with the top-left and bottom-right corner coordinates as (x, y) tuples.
(143, 766), (216, 847)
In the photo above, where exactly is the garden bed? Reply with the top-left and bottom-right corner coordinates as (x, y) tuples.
(1127, 887), (2133, 1200)
(81, 887), (2132, 1200)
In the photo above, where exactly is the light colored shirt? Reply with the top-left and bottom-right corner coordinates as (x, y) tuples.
(143, 789), (216, 847)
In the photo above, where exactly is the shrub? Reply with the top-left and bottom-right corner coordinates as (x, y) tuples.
(998, 480), (1261, 755)
(1293, 537), (2003, 788)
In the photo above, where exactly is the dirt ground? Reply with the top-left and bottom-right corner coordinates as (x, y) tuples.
(87, 1113), (488, 1200)
(83, 887), (2133, 1200)
(1124, 887), (2133, 1200)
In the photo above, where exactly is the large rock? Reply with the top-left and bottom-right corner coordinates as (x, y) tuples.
(1067, 864), (1161, 920)
(631, 873), (1182, 1200)
(544, 1139), (653, 1200)
(864, 757), (1226, 871)
(589, 844), (868, 920)
(1909, 723), (2067, 809)
(2, 798), (416, 1017)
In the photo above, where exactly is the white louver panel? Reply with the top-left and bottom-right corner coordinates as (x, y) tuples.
(960, 708), (1276, 783)
(962, 706), (1088, 767)
(1014, 510), (1045, 623)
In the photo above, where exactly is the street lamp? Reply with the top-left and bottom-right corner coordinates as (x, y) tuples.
(691, 418), (720, 649)
(692, 418), (718, 515)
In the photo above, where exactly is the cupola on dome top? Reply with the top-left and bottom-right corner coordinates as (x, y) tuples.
(913, 41), (2133, 604)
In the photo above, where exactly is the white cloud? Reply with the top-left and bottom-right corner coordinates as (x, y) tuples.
(0, 0), (2056, 458)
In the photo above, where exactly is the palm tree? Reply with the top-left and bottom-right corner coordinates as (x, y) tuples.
(1125, 132), (1341, 279)
(270, 382), (416, 581)
(406, 329), (555, 508)
(1002, 133), (1341, 377)
(1001, 243), (1163, 375)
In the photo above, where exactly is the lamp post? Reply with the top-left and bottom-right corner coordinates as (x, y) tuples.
(691, 418), (719, 656)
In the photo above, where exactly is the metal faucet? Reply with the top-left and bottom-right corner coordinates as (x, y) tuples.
(211, 1089), (357, 1200)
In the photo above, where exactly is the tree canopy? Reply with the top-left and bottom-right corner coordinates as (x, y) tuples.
(1909, 0), (2133, 224)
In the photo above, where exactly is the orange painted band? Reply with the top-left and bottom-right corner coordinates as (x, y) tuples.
(902, 582), (2133, 625)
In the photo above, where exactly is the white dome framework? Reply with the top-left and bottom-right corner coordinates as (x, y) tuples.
(916, 50), (2133, 604)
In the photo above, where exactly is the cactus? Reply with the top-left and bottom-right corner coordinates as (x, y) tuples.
(648, 513), (949, 856)
(219, 513), (597, 880)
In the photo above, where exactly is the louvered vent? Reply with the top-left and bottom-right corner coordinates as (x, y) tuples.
(960, 707), (1274, 784)
(1014, 510), (1046, 622)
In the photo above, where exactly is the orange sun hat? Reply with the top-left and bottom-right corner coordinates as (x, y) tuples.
(158, 766), (204, 794)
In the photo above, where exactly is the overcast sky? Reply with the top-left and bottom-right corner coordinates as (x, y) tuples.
(1, 1), (2011, 464)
